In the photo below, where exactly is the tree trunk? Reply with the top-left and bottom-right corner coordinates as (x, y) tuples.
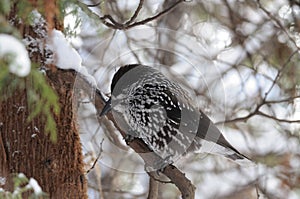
(0, 1), (87, 198)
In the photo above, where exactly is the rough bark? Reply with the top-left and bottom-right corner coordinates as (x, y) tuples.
(0, 72), (87, 198)
(0, 1), (87, 198)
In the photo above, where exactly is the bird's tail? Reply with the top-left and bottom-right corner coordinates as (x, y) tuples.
(193, 138), (255, 167)
(224, 149), (255, 167)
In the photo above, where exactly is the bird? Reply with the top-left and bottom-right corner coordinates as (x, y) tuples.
(100, 64), (251, 170)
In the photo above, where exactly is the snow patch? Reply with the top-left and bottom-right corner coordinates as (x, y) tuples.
(0, 34), (31, 77)
(79, 65), (97, 87)
(17, 173), (26, 179)
(47, 29), (96, 87)
(0, 177), (6, 185)
(26, 178), (42, 195)
(47, 29), (82, 70)
(29, 10), (44, 26)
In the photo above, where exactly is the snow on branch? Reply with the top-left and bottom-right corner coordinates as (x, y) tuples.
(0, 34), (31, 77)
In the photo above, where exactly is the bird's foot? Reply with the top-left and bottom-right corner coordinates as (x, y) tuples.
(145, 155), (174, 175)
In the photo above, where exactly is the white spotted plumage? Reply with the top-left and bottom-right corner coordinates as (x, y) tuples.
(104, 64), (252, 168)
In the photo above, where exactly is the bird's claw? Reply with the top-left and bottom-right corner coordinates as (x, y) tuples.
(145, 155), (174, 175)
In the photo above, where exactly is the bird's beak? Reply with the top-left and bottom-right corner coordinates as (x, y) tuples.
(100, 98), (112, 116)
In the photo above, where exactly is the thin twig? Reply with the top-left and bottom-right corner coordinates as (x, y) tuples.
(262, 50), (298, 102)
(78, 0), (185, 30)
(97, 0), (184, 30)
(86, 138), (104, 174)
(258, 111), (300, 123)
(124, 0), (184, 29)
(219, 50), (299, 124)
(265, 95), (300, 104)
(125, 0), (145, 25)
(256, 0), (300, 50)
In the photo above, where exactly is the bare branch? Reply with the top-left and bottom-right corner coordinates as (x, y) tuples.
(86, 138), (104, 174)
(124, 0), (184, 30)
(257, 111), (300, 123)
(265, 95), (300, 104)
(262, 50), (298, 102)
(125, 0), (145, 25)
(147, 173), (159, 199)
(219, 50), (299, 125)
(80, 0), (185, 30)
(256, 0), (300, 50)
(78, 0), (186, 32)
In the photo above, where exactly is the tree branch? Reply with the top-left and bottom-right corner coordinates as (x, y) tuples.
(147, 173), (159, 199)
(265, 95), (300, 104)
(257, 111), (300, 123)
(124, 0), (184, 30)
(79, 0), (185, 30)
(218, 50), (299, 125)
(125, 0), (145, 25)
(256, 0), (300, 51)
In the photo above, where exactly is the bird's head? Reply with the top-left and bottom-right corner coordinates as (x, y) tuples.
(100, 64), (142, 116)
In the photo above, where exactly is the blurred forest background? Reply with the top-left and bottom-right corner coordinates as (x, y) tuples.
(1, 0), (300, 198)
(74, 0), (300, 198)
